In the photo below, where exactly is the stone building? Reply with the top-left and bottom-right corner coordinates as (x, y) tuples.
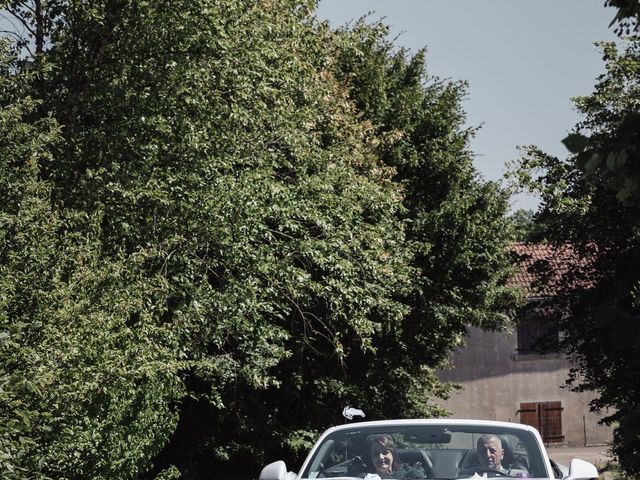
(437, 243), (612, 447)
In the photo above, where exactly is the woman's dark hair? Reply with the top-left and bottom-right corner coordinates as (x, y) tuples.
(367, 433), (397, 473)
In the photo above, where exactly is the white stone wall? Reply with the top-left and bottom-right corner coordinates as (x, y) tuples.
(436, 326), (612, 446)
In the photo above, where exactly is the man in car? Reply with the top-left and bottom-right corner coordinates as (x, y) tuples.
(476, 434), (508, 474)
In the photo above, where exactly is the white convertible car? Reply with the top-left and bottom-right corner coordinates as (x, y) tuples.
(259, 419), (599, 480)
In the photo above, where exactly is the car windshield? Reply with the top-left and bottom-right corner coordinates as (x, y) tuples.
(300, 422), (548, 479)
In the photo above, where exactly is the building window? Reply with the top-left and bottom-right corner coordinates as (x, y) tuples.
(516, 305), (560, 355)
(518, 401), (564, 443)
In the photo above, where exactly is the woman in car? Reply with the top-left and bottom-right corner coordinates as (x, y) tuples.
(367, 434), (426, 479)
(369, 434), (397, 477)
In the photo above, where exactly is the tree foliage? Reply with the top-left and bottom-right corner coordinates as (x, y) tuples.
(1, 38), (185, 480)
(513, 33), (640, 475)
(606, 0), (640, 35)
(1, 1), (516, 479)
(507, 209), (549, 242)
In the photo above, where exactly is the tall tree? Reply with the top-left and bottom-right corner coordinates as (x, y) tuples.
(0, 38), (61, 480)
(1, 37), (186, 480)
(182, 20), (517, 477)
(3, 2), (416, 477)
(514, 32), (640, 475)
(331, 21), (516, 339)
(1, 1), (516, 478)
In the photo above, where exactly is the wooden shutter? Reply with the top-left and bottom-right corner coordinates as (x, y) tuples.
(518, 402), (540, 431)
(540, 401), (564, 443)
(518, 401), (564, 444)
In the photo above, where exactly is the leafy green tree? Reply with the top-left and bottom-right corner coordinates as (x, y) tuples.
(191, 17), (516, 476)
(514, 34), (640, 475)
(1, 1), (516, 478)
(330, 21), (516, 339)
(1, 38), (186, 480)
(509, 209), (535, 242)
(508, 209), (550, 242)
(0, 38), (60, 480)
(4, 2), (415, 477)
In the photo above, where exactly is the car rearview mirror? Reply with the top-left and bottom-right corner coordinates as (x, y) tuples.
(404, 427), (452, 444)
(568, 458), (598, 480)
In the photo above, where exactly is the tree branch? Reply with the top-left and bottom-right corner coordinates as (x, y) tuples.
(6, 8), (37, 38)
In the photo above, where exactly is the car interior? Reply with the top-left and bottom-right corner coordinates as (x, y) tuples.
(303, 425), (545, 479)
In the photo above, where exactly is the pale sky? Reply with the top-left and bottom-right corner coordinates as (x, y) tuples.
(315, 0), (619, 211)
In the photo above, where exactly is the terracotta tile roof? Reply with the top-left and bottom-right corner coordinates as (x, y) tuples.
(508, 243), (590, 298)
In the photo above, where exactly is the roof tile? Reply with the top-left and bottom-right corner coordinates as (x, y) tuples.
(508, 243), (590, 298)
